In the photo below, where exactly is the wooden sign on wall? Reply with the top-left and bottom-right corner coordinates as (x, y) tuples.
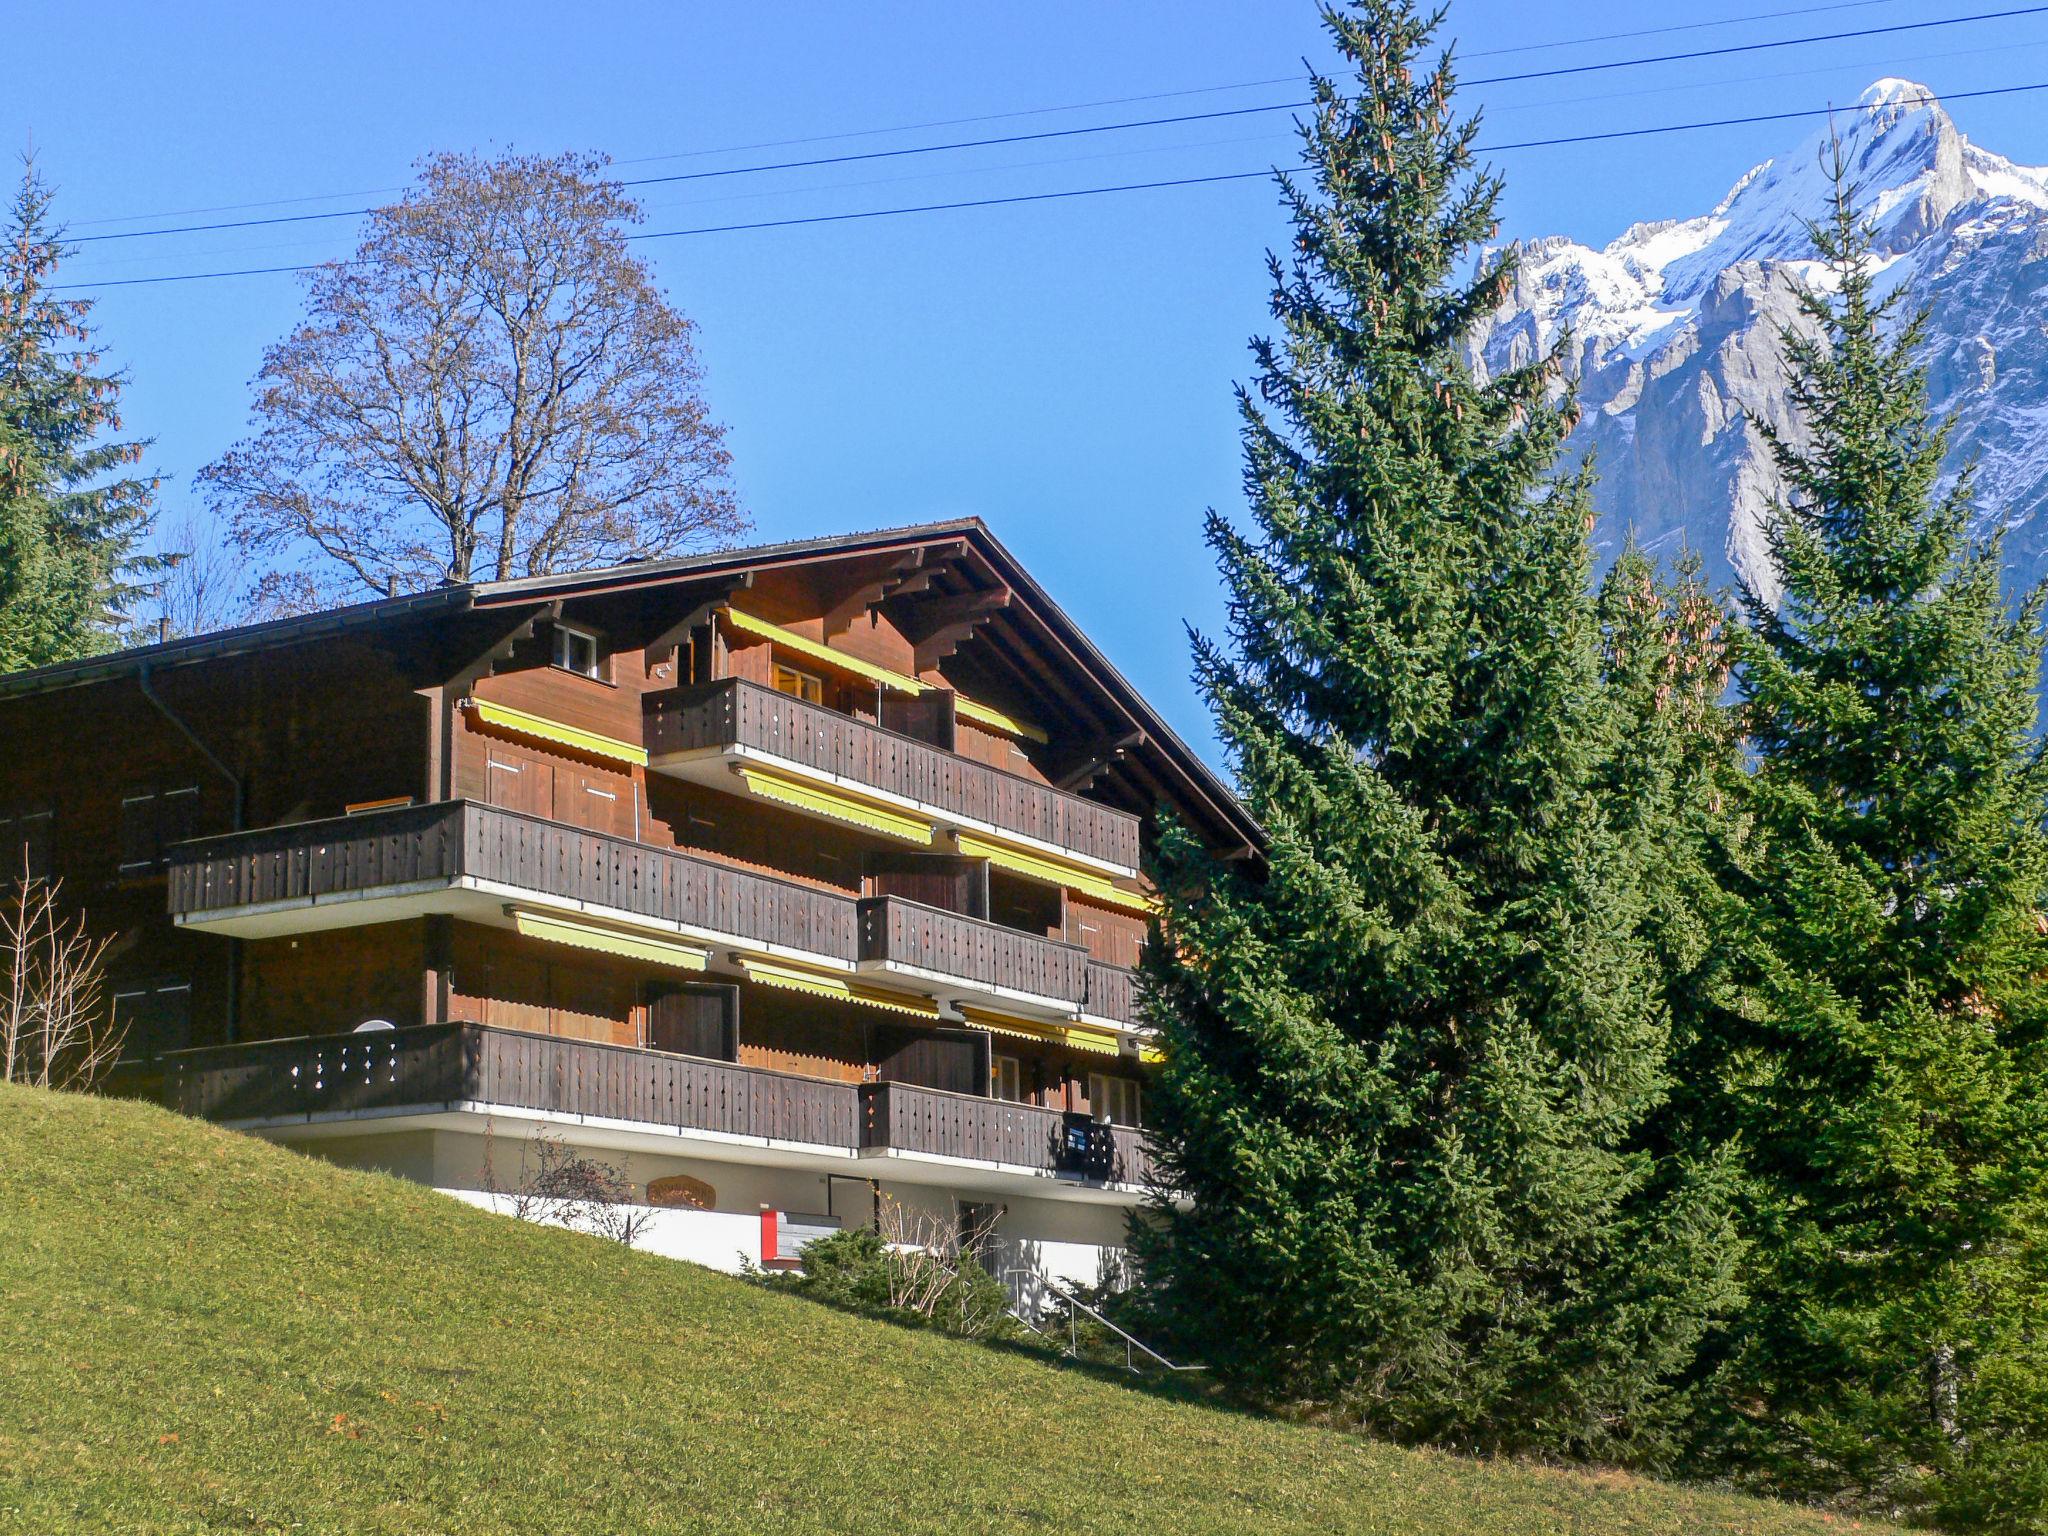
(645, 1173), (716, 1210)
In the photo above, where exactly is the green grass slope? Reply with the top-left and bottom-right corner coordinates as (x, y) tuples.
(0, 1085), (1881, 1536)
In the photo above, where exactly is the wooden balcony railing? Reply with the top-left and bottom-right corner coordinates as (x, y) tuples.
(1083, 960), (1139, 1027)
(859, 1080), (1156, 1188)
(168, 801), (860, 963)
(149, 1023), (862, 1148)
(858, 895), (1090, 1007)
(167, 798), (467, 918)
(644, 678), (1141, 870)
(129, 1024), (1157, 1187)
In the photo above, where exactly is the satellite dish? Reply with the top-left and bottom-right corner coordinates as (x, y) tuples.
(354, 1018), (396, 1032)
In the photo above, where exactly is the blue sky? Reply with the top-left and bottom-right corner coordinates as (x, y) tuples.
(14, 1), (2048, 764)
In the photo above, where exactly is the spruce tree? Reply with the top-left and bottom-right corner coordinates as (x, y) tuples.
(1133, 0), (1740, 1459)
(0, 158), (156, 671)
(1712, 159), (2048, 1531)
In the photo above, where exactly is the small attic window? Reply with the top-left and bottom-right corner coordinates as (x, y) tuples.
(551, 624), (603, 680)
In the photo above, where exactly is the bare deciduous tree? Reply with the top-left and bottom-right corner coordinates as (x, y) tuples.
(201, 150), (745, 612)
(144, 508), (246, 640)
(484, 1125), (654, 1248)
(1, 875), (121, 1090)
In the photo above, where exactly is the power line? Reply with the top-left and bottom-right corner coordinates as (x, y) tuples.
(57, 0), (1914, 233)
(65, 3), (2048, 248)
(1471, 2), (2048, 87)
(68, 130), (1302, 273)
(52, 77), (2048, 292)
(1480, 33), (2048, 118)
(1464, 0), (1904, 57)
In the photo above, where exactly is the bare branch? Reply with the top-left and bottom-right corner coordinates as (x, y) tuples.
(201, 150), (746, 602)
(1, 874), (122, 1091)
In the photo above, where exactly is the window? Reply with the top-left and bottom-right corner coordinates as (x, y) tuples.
(1088, 1072), (1144, 1128)
(117, 787), (199, 875)
(992, 1054), (1023, 1103)
(551, 624), (603, 679)
(772, 663), (824, 704)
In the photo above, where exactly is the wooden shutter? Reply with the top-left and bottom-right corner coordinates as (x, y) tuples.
(557, 764), (632, 838)
(484, 747), (550, 817)
(117, 793), (158, 873)
(645, 981), (740, 1061)
(875, 1025), (991, 1097)
(863, 853), (989, 919)
(111, 978), (193, 1058)
(158, 787), (200, 855)
(0, 808), (52, 883)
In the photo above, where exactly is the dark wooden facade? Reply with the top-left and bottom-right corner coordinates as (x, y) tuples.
(2, 521), (1259, 1182)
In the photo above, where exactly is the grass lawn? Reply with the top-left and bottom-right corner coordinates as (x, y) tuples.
(0, 1083), (1888, 1535)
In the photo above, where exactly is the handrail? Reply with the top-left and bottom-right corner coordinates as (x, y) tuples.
(1035, 1276), (1203, 1374)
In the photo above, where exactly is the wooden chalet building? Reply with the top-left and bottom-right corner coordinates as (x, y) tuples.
(0, 520), (1256, 1287)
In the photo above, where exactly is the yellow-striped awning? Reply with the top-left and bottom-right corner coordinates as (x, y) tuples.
(733, 765), (934, 845)
(952, 833), (1153, 912)
(954, 695), (1049, 744)
(509, 908), (709, 972)
(723, 608), (1046, 742)
(958, 1006), (1124, 1057)
(468, 699), (648, 767)
(736, 956), (941, 1019)
(724, 608), (928, 694)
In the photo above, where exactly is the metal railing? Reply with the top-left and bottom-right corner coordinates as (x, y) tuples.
(1004, 1271), (1202, 1374)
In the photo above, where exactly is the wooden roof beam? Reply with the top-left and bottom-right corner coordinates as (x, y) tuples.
(821, 551), (931, 640)
(446, 601), (560, 695)
(644, 573), (754, 669)
(901, 587), (1013, 672)
(1051, 729), (1149, 794)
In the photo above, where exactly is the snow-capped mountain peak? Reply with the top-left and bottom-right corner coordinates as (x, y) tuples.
(1466, 80), (2048, 601)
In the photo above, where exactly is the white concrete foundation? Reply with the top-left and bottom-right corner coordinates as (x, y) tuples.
(273, 1117), (1135, 1302)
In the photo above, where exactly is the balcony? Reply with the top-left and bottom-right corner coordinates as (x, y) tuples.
(857, 895), (1089, 1015)
(644, 678), (1141, 875)
(1082, 960), (1139, 1029)
(167, 802), (1144, 1029)
(168, 799), (858, 963)
(122, 1024), (1156, 1197)
(860, 1079), (1154, 1188)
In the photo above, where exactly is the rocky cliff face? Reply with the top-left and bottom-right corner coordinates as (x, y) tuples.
(1466, 79), (2048, 602)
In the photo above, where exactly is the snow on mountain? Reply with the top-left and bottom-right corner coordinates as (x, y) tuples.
(1465, 79), (2048, 602)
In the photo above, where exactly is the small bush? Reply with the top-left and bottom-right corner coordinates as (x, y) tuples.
(755, 1219), (1016, 1341)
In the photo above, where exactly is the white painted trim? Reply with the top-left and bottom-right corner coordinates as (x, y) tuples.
(173, 876), (459, 928)
(236, 1099), (1163, 1205)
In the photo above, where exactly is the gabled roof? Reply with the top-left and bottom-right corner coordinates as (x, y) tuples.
(0, 518), (1259, 853)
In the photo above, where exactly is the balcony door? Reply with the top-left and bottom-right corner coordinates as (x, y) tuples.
(863, 853), (989, 919)
(645, 980), (739, 1061)
(874, 1024), (991, 1098)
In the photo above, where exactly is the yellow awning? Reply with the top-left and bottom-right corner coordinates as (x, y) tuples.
(952, 833), (1153, 911)
(724, 608), (927, 694)
(958, 1006), (1125, 1057)
(723, 608), (1045, 741)
(509, 909), (709, 972)
(1137, 1043), (1165, 1066)
(954, 695), (1049, 744)
(734, 766), (934, 845)
(469, 699), (648, 767)
(736, 957), (940, 1019)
